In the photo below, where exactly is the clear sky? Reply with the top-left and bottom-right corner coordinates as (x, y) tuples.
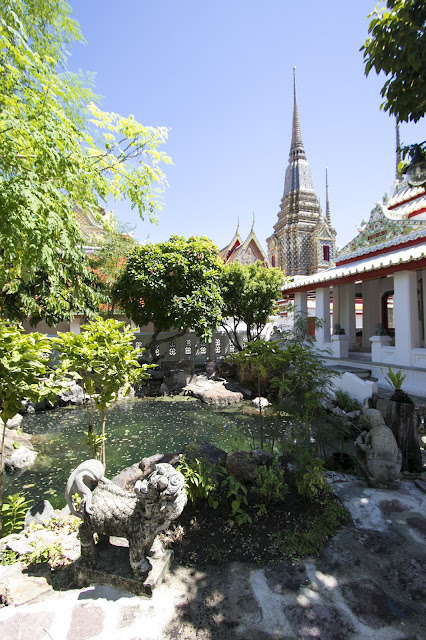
(68, 0), (424, 254)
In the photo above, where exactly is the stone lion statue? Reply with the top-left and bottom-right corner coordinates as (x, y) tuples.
(355, 409), (402, 489)
(65, 459), (187, 578)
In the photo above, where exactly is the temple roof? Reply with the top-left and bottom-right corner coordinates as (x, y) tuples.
(220, 221), (268, 265)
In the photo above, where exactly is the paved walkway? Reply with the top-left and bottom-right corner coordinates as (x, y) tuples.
(1, 474), (425, 640)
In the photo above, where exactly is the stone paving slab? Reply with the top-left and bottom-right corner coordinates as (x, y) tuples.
(0, 477), (425, 639)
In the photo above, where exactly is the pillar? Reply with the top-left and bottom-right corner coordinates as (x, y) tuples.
(294, 291), (308, 317)
(332, 286), (340, 331)
(362, 279), (381, 350)
(315, 287), (331, 348)
(339, 283), (356, 350)
(394, 270), (421, 366)
(422, 269), (426, 347)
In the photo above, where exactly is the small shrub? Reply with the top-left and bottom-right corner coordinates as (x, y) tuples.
(334, 390), (361, 413)
(254, 464), (288, 508)
(177, 457), (221, 509)
(1, 493), (31, 536)
(221, 475), (252, 525)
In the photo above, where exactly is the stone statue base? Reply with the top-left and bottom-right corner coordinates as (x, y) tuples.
(73, 538), (173, 597)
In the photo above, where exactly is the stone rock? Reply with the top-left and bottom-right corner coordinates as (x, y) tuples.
(3, 426), (34, 460)
(341, 579), (406, 629)
(57, 382), (84, 406)
(332, 406), (347, 417)
(4, 446), (37, 473)
(6, 414), (23, 430)
(226, 451), (257, 483)
(363, 396), (373, 411)
(250, 448), (274, 467)
(224, 380), (252, 399)
(205, 361), (219, 378)
(24, 500), (56, 528)
(252, 397), (270, 408)
(159, 382), (170, 396)
(362, 408), (386, 429)
(355, 417), (402, 489)
(185, 377), (243, 406)
(284, 603), (350, 640)
(346, 409), (361, 420)
(179, 441), (227, 466)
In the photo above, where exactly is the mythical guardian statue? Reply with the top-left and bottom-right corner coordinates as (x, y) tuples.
(65, 459), (187, 578)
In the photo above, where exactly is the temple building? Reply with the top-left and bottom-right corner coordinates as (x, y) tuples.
(267, 69), (336, 276)
(219, 220), (268, 266)
(279, 134), (426, 396)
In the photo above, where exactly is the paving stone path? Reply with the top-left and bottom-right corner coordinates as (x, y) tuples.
(0, 475), (425, 640)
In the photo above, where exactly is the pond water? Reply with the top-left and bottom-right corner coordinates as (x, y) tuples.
(4, 397), (277, 508)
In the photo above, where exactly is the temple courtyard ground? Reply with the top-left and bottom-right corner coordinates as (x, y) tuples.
(0, 472), (425, 640)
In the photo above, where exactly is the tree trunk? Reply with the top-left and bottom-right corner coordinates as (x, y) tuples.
(100, 408), (107, 468)
(386, 400), (422, 473)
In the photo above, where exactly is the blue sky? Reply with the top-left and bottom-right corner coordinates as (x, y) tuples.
(68, 0), (424, 253)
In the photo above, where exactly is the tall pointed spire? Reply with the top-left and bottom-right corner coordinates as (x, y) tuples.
(395, 119), (401, 178)
(289, 67), (306, 163)
(325, 168), (331, 225)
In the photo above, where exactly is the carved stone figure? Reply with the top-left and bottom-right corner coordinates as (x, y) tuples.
(334, 323), (345, 335)
(355, 409), (402, 489)
(65, 460), (187, 578)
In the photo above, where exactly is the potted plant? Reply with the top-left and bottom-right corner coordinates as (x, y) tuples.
(384, 368), (422, 473)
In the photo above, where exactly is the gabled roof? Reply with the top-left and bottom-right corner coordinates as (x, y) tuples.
(221, 223), (268, 265)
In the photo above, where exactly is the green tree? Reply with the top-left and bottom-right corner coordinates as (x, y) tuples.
(220, 262), (283, 351)
(361, 0), (426, 123)
(0, 0), (171, 325)
(53, 317), (151, 466)
(89, 225), (137, 317)
(0, 322), (55, 537)
(113, 236), (225, 362)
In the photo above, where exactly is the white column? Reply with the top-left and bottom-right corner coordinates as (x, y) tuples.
(362, 279), (381, 350)
(394, 270), (421, 366)
(332, 286), (340, 331)
(339, 283), (356, 350)
(315, 287), (331, 348)
(294, 291), (308, 317)
(70, 317), (81, 335)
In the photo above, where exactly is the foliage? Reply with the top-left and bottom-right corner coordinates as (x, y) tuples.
(1, 492), (31, 536)
(0, 321), (57, 537)
(0, 0), (171, 324)
(177, 456), (221, 509)
(220, 262), (283, 351)
(113, 236), (225, 361)
(385, 366), (406, 391)
(289, 426), (331, 500)
(385, 367), (413, 403)
(313, 411), (351, 459)
(221, 475), (252, 525)
(361, 0), (426, 123)
(53, 317), (151, 465)
(334, 390), (361, 413)
(268, 499), (348, 560)
(253, 464), (288, 508)
(89, 225), (137, 317)
(231, 315), (336, 445)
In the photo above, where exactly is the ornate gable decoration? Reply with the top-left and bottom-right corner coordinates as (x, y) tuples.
(338, 200), (426, 264)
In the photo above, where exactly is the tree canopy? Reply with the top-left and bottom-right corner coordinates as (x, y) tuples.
(113, 236), (224, 360)
(362, 0), (426, 123)
(0, 0), (171, 325)
(220, 262), (283, 350)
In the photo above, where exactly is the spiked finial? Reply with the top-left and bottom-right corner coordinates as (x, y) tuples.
(251, 212), (255, 233)
(289, 67), (306, 163)
(396, 119), (401, 178)
(325, 168), (331, 225)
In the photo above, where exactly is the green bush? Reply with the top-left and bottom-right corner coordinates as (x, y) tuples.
(1, 493), (31, 537)
(334, 390), (361, 413)
(254, 464), (288, 508)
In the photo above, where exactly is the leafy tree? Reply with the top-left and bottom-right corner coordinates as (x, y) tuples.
(0, 322), (55, 537)
(220, 262), (283, 351)
(361, 0), (426, 123)
(53, 317), (151, 466)
(113, 236), (225, 362)
(89, 225), (137, 317)
(0, 0), (171, 325)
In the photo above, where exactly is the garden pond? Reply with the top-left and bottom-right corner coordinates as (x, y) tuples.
(4, 396), (280, 509)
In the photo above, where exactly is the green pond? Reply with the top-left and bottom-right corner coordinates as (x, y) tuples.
(4, 397), (276, 509)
